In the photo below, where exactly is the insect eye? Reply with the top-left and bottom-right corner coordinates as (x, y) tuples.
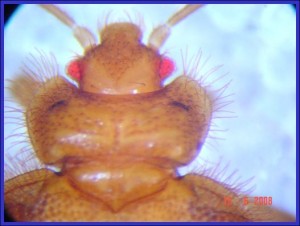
(159, 57), (175, 80)
(66, 60), (82, 81)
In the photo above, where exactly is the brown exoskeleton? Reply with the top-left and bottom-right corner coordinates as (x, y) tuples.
(4, 4), (295, 222)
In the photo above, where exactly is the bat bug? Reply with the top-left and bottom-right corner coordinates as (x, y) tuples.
(3, 3), (296, 221)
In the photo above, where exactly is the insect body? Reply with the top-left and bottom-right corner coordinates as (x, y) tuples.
(4, 4), (295, 222)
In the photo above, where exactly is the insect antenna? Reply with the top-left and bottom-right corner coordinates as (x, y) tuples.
(39, 4), (97, 49)
(148, 4), (205, 50)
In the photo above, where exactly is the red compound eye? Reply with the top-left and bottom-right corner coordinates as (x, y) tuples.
(159, 57), (175, 80)
(66, 60), (81, 80)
